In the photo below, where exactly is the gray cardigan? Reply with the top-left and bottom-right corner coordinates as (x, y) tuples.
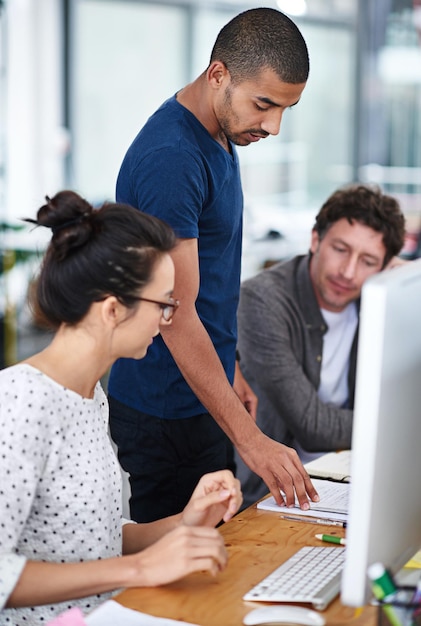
(235, 254), (357, 508)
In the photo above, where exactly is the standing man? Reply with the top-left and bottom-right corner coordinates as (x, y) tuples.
(108, 7), (319, 522)
(235, 184), (406, 509)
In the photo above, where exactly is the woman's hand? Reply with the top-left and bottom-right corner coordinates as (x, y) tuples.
(180, 470), (243, 528)
(130, 525), (228, 586)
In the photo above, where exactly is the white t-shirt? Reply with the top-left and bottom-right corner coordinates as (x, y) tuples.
(0, 364), (122, 626)
(296, 302), (358, 464)
(318, 302), (358, 406)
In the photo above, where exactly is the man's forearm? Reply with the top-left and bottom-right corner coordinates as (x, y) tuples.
(160, 309), (320, 510)
(160, 314), (263, 450)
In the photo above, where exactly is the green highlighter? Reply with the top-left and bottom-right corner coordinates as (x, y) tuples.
(367, 562), (402, 626)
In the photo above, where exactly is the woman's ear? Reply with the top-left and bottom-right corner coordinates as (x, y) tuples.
(100, 296), (124, 328)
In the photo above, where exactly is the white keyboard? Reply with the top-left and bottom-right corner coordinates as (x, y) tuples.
(243, 546), (345, 610)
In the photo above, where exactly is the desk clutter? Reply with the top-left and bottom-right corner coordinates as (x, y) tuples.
(46, 601), (200, 626)
(369, 563), (421, 626)
(377, 588), (421, 626)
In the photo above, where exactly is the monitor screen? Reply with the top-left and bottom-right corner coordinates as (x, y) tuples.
(341, 258), (421, 607)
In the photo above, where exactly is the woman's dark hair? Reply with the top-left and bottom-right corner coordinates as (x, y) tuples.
(26, 190), (176, 330)
(210, 7), (309, 85)
(313, 184), (406, 267)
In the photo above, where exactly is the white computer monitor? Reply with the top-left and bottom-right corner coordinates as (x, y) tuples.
(341, 258), (421, 607)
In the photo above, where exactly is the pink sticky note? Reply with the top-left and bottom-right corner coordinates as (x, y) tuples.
(46, 607), (88, 626)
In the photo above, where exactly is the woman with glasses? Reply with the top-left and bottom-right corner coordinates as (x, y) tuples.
(0, 190), (242, 626)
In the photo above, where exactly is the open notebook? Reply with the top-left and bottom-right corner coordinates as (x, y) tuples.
(257, 478), (349, 520)
(304, 450), (351, 483)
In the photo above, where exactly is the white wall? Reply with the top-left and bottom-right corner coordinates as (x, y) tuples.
(6, 0), (68, 223)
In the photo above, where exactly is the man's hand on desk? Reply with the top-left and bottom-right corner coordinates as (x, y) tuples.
(238, 435), (320, 510)
(181, 469), (243, 527)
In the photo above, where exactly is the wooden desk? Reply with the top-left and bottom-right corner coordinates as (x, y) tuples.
(115, 502), (376, 625)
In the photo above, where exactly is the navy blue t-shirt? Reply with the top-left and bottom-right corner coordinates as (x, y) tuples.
(108, 96), (243, 419)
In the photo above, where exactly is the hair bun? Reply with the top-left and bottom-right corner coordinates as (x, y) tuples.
(50, 211), (91, 235)
(36, 191), (95, 261)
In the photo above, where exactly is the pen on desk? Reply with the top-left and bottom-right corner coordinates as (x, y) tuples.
(315, 533), (346, 546)
(279, 514), (347, 528)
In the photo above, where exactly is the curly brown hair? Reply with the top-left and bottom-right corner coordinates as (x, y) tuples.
(313, 184), (406, 267)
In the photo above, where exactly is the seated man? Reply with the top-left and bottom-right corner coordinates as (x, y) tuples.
(235, 184), (406, 509)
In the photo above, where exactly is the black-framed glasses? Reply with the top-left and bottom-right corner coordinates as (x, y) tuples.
(136, 296), (180, 322)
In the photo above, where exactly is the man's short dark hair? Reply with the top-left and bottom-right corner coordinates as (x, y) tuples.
(313, 184), (406, 267)
(209, 7), (309, 85)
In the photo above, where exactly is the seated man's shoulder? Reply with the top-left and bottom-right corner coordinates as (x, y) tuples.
(242, 256), (301, 294)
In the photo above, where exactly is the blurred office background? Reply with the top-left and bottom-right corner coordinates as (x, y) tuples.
(1, 0), (421, 367)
